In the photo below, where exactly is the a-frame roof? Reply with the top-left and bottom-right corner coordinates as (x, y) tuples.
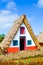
(0, 15), (40, 52)
(37, 32), (43, 43)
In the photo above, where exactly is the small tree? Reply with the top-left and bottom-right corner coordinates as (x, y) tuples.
(0, 34), (5, 43)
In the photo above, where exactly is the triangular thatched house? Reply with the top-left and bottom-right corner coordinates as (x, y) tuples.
(0, 15), (40, 52)
(37, 32), (43, 46)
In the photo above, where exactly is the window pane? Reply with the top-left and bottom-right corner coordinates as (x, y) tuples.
(27, 40), (31, 45)
(20, 27), (25, 34)
(13, 40), (18, 46)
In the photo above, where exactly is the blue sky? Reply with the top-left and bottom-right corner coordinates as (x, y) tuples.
(0, 0), (43, 35)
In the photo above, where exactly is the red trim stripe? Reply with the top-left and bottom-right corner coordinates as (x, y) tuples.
(40, 43), (43, 46)
(27, 46), (37, 50)
(8, 47), (19, 53)
(7, 46), (37, 53)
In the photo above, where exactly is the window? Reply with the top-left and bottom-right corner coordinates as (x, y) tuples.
(20, 27), (25, 34)
(13, 40), (18, 46)
(27, 40), (31, 45)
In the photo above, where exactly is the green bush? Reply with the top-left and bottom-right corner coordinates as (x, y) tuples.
(0, 34), (5, 43)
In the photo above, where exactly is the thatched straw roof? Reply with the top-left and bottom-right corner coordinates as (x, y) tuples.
(0, 15), (40, 52)
(37, 32), (43, 43)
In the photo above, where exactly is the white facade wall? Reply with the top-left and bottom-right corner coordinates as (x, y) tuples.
(10, 23), (36, 47)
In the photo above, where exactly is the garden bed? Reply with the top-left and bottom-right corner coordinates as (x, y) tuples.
(0, 61), (43, 65)
(0, 47), (43, 64)
(0, 56), (43, 65)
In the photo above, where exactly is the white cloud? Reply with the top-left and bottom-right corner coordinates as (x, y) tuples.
(0, 0), (20, 34)
(0, 10), (19, 30)
(37, 0), (43, 7)
(6, 1), (16, 11)
(0, 0), (19, 30)
(0, 10), (11, 15)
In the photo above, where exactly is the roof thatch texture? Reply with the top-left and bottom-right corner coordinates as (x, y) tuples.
(23, 17), (40, 49)
(0, 15), (24, 52)
(0, 15), (40, 52)
(37, 32), (43, 43)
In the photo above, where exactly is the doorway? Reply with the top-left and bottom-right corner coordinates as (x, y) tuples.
(20, 36), (26, 51)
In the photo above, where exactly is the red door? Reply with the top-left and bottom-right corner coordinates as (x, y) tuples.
(20, 36), (26, 50)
